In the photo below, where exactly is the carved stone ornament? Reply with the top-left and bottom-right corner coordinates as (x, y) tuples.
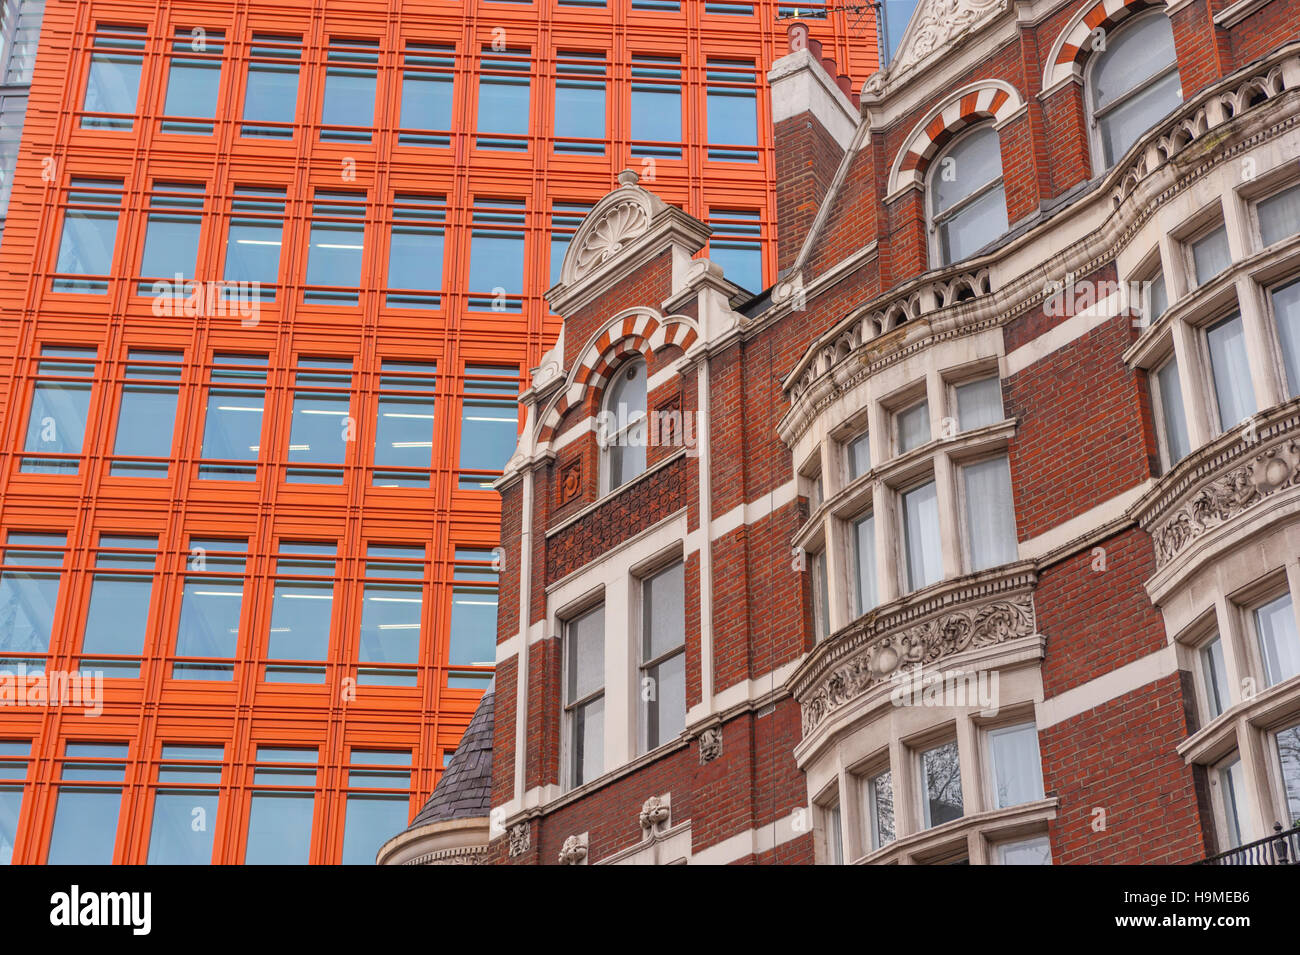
(572, 198), (651, 279)
(639, 795), (671, 835)
(799, 592), (1036, 735)
(1152, 439), (1300, 567)
(558, 833), (589, 865)
(507, 821), (530, 857)
(893, 0), (1003, 73)
(698, 726), (723, 764)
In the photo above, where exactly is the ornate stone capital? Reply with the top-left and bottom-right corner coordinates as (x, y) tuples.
(639, 794), (671, 836)
(507, 821), (531, 858)
(558, 833), (589, 865)
(698, 726), (723, 764)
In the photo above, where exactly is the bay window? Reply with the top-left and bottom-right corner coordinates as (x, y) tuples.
(919, 739), (963, 828)
(1205, 312), (1256, 432)
(962, 455), (1016, 572)
(1254, 591), (1299, 688)
(986, 722), (1044, 809)
(901, 479), (942, 593)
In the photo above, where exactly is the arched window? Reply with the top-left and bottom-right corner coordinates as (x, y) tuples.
(928, 124), (1008, 266)
(1087, 10), (1182, 171)
(599, 357), (647, 493)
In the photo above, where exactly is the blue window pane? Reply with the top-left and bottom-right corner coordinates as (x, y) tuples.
(477, 50), (531, 150)
(706, 61), (757, 161)
(161, 32), (224, 134)
(387, 237), (442, 307)
(224, 222), (281, 287)
(55, 210), (118, 279)
(467, 233), (524, 305)
(631, 57), (682, 158)
(224, 190), (285, 294)
(245, 792), (314, 863)
(450, 587), (497, 667)
(0, 573), (59, 657)
(288, 394), (350, 469)
(81, 576), (151, 672)
(710, 243), (761, 293)
(54, 182), (123, 292)
(47, 789), (121, 863)
(81, 27), (145, 129)
(147, 790), (218, 863)
(266, 581), (333, 682)
(241, 37), (301, 138)
(399, 45), (454, 146)
(358, 584), (422, 666)
(342, 795), (409, 865)
(305, 194), (366, 305)
(201, 390), (265, 477)
(173, 579), (243, 678)
(459, 400), (518, 485)
(321, 40), (378, 141)
(112, 387), (179, 474)
(22, 382), (91, 472)
(555, 53), (605, 153)
(0, 787), (21, 864)
(140, 217), (201, 283)
(373, 362), (437, 484)
(387, 195), (444, 308)
(139, 185), (204, 286)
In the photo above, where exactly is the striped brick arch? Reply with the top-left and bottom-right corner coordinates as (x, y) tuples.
(889, 81), (1025, 194)
(537, 309), (699, 442)
(1044, 0), (1158, 90)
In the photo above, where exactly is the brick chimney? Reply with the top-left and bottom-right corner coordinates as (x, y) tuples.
(767, 21), (862, 275)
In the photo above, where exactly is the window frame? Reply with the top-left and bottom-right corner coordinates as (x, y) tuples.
(598, 357), (649, 496)
(1083, 8), (1182, 174)
(925, 122), (1008, 268)
(562, 599), (607, 791)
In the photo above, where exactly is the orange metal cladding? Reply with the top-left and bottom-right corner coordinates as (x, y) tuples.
(0, 0), (875, 863)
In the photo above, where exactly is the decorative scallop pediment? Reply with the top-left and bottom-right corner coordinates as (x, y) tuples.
(891, 0), (1007, 76)
(572, 199), (651, 278)
(558, 169), (668, 289)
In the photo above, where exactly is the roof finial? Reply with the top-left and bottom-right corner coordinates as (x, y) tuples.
(617, 168), (639, 187)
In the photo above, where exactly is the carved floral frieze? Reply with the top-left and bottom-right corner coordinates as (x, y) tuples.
(796, 589), (1037, 736)
(1149, 431), (1300, 569)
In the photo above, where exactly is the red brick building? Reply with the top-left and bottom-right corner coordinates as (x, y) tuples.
(385, 0), (1300, 865)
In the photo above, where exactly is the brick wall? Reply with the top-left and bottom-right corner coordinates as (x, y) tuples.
(1004, 312), (1152, 540)
(1040, 674), (1206, 864)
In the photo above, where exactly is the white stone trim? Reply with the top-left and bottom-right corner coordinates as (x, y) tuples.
(709, 480), (798, 540)
(1214, 0), (1275, 27)
(1015, 479), (1154, 562)
(690, 809), (806, 864)
(766, 48), (860, 152)
(1003, 291), (1123, 376)
(1035, 644), (1180, 729)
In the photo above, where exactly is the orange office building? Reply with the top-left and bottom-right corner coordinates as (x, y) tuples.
(0, 0), (875, 864)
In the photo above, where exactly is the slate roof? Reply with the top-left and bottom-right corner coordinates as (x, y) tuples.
(409, 686), (494, 828)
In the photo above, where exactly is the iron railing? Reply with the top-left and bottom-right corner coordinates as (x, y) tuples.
(1200, 822), (1300, 865)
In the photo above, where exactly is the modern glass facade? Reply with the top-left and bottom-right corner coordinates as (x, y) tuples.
(0, 0), (874, 863)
